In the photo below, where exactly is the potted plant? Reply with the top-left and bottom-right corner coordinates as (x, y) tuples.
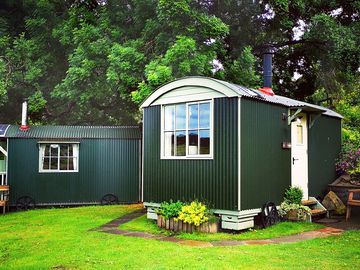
(279, 186), (311, 221)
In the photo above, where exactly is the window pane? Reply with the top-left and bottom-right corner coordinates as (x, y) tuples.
(199, 103), (210, 128)
(164, 132), (175, 156)
(164, 106), (175, 131)
(43, 157), (50, 170)
(60, 157), (68, 170)
(69, 158), (74, 170)
(175, 104), (186, 130)
(175, 131), (186, 156)
(50, 144), (59, 157)
(188, 130), (198, 155)
(297, 125), (303, 144)
(188, 104), (198, 129)
(69, 145), (73, 156)
(199, 130), (210, 154)
(60, 145), (69, 157)
(50, 157), (58, 170)
(44, 145), (50, 156)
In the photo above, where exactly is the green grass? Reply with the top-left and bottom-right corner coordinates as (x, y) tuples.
(119, 214), (172, 235)
(119, 214), (324, 241)
(0, 205), (359, 269)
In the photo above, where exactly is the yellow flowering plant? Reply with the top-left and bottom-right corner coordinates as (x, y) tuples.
(175, 201), (210, 226)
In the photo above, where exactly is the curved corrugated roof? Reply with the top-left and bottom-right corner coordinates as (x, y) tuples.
(223, 81), (343, 119)
(4, 125), (141, 139)
(141, 76), (342, 119)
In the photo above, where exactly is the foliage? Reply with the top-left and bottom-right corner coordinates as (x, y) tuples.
(157, 200), (184, 219)
(336, 141), (360, 176)
(279, 202), (311, 221)
(119, 214), (323, 242)
(175, 201), (210, 226)
(0, 205), (359, 269)
(1, 0), (359, 125)
(283, 186), (303, 205)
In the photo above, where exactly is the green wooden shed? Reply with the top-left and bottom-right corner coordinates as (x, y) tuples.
(140, 76), (342, 230)
(0, 125), (141, 207)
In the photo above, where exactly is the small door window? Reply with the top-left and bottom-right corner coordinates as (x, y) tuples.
(297, 125), (303, 145)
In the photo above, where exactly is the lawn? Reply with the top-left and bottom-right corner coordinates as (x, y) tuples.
(0, 205), (359, 270)
(119, 214), (324, 242)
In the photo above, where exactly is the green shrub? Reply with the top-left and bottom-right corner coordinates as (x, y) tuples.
(157, 200), (184, 219)
(175, 201), (210, 226)
(284, 186), (303, 204)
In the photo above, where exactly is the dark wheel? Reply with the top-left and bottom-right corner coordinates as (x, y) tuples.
(261, 202), (280, 228)
(16, 196), (36, 211)
(100, 194), (119, 205)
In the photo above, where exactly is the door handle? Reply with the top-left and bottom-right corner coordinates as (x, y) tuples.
(292, 157), (299, 164)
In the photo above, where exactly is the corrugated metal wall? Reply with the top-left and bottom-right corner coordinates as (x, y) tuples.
(240, 98), (291, 210)
(8, 138), (140, 204)
(143, 98), (238, 210)
(308, 115), (341, 197)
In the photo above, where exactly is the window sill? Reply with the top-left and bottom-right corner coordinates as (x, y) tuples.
(160, 156), (213, 160)
(39, 170), (79, 173)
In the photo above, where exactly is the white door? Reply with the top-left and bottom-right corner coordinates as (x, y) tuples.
(291, 113), (308, 199)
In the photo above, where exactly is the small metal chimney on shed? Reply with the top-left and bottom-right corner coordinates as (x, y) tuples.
(259, 45), (275, 96)
(20, 98), (29, 131)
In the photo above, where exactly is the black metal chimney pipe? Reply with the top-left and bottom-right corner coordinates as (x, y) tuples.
(263, 46), (275, 88)
(259, 45), (275, 96)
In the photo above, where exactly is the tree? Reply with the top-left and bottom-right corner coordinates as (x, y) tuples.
(0, 0), (358, 125)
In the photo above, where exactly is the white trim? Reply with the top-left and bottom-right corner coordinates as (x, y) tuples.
(138, 139), (142, 202)
(144, 202), (161, 208)
(39, 170), (78, 173)
(213, 208), (262, 217)
(140, 77), (239, 108)
(141, 114), (145, 202)
(237, 96), (241, 211)
(38, 143), (79, 173)
(151, 86), (226, 106)
(5, 139), (8, 183)
(291, 113), (309, 199)
(160, 100), (214, 160)
(37, 141), (80, 144)
(0, 125), (10, 138)
(0, 146), (7, 157)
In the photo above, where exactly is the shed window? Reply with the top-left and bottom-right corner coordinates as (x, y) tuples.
(162, 101), (212, 158)
(39, 143), (79, 172)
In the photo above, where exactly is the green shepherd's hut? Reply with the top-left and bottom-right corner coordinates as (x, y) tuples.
(141, 59), (342, 230)
(0, 124), (141, 208)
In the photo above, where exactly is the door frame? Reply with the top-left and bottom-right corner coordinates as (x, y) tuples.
(290, 113), (309, 199)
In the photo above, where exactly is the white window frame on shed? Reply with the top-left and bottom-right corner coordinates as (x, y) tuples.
(38, 142), (79, 173)
(160, 100), (214, 159)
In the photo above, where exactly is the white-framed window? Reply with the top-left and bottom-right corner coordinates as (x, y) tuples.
(39, 143), (79, 172)
(161, 100), (213, 159)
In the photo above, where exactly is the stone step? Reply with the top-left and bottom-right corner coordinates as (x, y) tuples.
(301, 199), (318, 207)
(310, 209), (327, 216)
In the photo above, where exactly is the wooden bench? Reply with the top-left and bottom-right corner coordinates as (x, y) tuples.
(346, 189), (360, 221)
(0, 185), (9, 214)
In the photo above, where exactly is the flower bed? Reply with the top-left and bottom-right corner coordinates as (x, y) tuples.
(156, 200), (219, 233)
(157, 216), (218, 233)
